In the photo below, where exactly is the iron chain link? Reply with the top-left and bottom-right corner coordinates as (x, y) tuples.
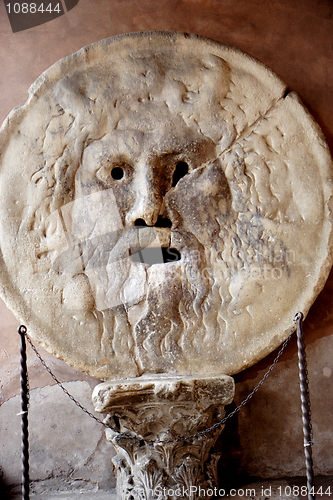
(25, 334), (110, 429)
(22, 319), (297, 444)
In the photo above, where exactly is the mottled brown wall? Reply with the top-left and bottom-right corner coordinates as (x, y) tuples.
(0, 0), (333, 494)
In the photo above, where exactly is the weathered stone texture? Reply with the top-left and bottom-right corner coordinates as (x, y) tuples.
(1, 0), (333, 493)
(0, 381), (115, 495)
(93, 375), (234, 500)
(0, 32), (332, 380)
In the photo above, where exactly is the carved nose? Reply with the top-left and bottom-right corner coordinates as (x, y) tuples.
(125, 181), (163, 227)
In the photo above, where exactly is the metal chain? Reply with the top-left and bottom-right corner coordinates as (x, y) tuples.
(22, 320), (296, 444)
(157, 327), (295, 445)
(24, 334), (110, 429)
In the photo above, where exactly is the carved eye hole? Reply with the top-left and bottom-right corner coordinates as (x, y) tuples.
(172, 161), (189, 187)
(111, 166), (124, 180)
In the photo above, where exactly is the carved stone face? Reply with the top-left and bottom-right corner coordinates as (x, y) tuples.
(72, 113), (221, 309)
(0, 32), (332, 379)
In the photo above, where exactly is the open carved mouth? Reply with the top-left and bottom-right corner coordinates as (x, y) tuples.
(50, 216), (182, 272)
(131, 216), (182, 265)
(131, 247), (181, 265)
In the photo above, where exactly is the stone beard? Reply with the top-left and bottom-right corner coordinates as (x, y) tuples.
(0, 34), (331, 379)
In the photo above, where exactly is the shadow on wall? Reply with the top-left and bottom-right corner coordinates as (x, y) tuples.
(0, 473), (13, 500)
(216, 403), (249, 492)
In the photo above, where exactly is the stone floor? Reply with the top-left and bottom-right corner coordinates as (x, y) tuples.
(8, 477), (333, 499)
(10, 492), (117, 500)
(7, 477), (333, 500)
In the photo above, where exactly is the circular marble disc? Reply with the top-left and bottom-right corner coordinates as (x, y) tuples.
(0, 31), (332, 380)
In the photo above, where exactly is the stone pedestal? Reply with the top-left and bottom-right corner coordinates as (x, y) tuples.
(93, 375), (235, 500)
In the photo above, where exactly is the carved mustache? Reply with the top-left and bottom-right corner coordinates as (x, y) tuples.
(52, 226), (181, 273)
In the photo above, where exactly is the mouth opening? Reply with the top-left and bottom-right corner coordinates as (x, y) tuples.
(134, 216), (172, 228)
(132, 247), (181, 265)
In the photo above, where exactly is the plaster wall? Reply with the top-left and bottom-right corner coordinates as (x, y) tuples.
(0, 0), (333, 496)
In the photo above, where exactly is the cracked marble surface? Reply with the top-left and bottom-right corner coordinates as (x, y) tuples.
(0, 32), (332, 380)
